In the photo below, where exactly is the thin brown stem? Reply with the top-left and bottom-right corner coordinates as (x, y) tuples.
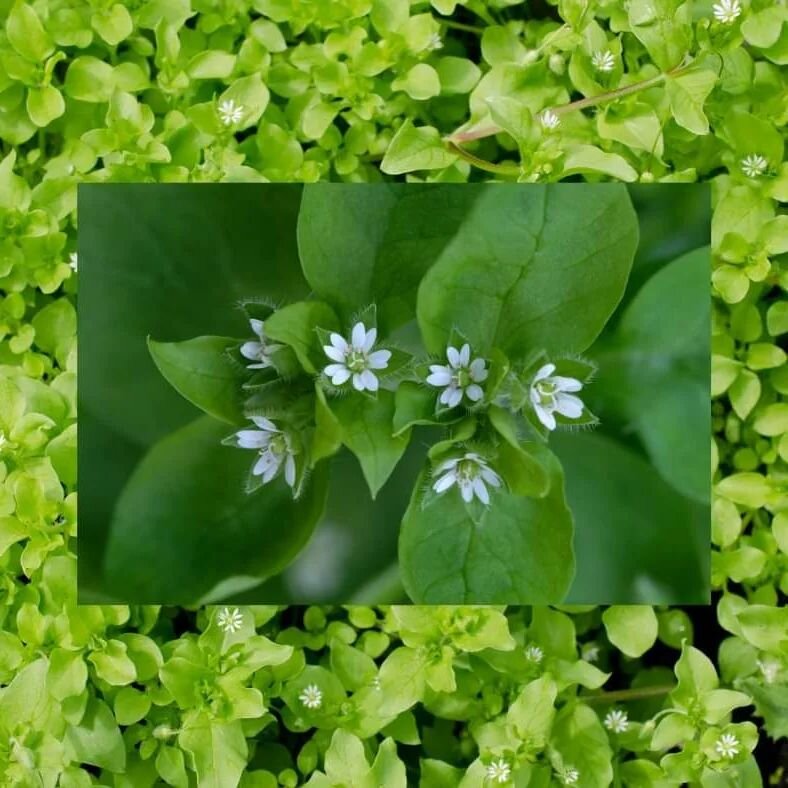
(583, 684), (675, 705)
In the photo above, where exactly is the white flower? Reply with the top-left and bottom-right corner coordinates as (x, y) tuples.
(712, 0), (742, 23)
(216, 607), (243, 634)
(604, 709), (629, 733)
(582, 643), (600, 662)
(486, 757), (511, 784)
(715, 732), (739, 759)
(525, 645), (544, 663)
(741, 154), (768, 178)
(299, 684), (323, 709)
(530, 363), (584, 431)
(230, 416), (297, 488)
(561, 767), (580, 786)
(426, 343), (488, 408)
(540, 109), (561, 130)
(218, 98), (244, 126)
(758, 658), (779, 684)
(426, 32), (443, 50)
(240, 319), (281, 370)
(323, 322), (391, 393)
(591, 50), (616, 72)
(432, 452), (502, 506)
(68, 252), (78, 272)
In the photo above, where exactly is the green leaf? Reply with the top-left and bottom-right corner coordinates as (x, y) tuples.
(597, 103), (664, 157)
(736, 605), (788, 653)
(325, 390), (410, 498)
(377, 647), (427, 716)
(104, 416), (328, 603)
(149, 336), (249, 425)
(380, 120), (459, 175)
(91, 3), (134, 45)
(602, 606), (659, 657)
(298, 183), (482, 332)
(399, 451), (574, 603)
(64, 57), (116, 102)
(555, 431), (709, 604)
(179, 715), (248, 788)
(65, 698), (126, 773)
(26, 85), (65, 128)
(417, 184), (638, 357)
(562, 145), (639, 181)
(6, 1), (53, 62)
(590, 246), (710, 504)
(264, 301), (340, 374)
(47, 648), (88, 701)
(550, 703), (614, 788)
(507, 675), (557, 745)
(627, 0), (692, 70)
(665, 67), (718, 135)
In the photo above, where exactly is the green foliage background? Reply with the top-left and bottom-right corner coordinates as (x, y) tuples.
(0, 0), (785, 784)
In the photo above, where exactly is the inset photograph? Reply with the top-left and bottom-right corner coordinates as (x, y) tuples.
(79, 183), (710, 605)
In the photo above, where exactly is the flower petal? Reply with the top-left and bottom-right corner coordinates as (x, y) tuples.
(284, 454), (296, 487)
(367, 349), (391, 370)
(329, 332), (348, 352)
(480, 466), (501, 487)
(435, 457), (460, 474)
(447, 387), (463, 408)
(323, 345), (345, 362)
(249, 319), (265, 339)
(363, 326), (377, 352)
(240, 341), (262, 360)
(534, 403), (556, 431)
(352, 372), (365, 391)
(555, 393), (584, 418)
(472, 476), (490, 505)
(465, 384), (483, 402)
(533, 363), (556, 382)
(351, 322), (367, 349)
(361, 369), (379, 391)
(553, 376), (583, 393)
(446, 346), (461, 367)
(426, 367), (452, 386)
(253, 452), (276, 476)
(459, 479), (474, 503)
(469, 358), (488, 381)
(236, 430), (269, 449)
(328, 366), (351, 385)
(251, 416), (278, 432)
(459, 343), (471, 366)
(433, 472), (456, 493)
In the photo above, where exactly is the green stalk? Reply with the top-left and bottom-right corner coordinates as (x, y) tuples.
(583, 684), (675, 704)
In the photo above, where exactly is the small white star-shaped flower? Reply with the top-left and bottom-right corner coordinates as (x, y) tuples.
(758, 658), (779, 684)
(715, 732), (740, 759)
(240, 319), (282, 370)
(426, 343), (488, 408)
(323, 322), (391, 393)
(433, 452), (502, 506)
(216, 607), (243, 634)
(604, 709), (629, 733)
(530, 363), (585, 431)
(561, 767), (580, 786)
(582, 643), (600, 662)
(299, 684), (323, 710)
(591, 50), (615, 72)
(540, 109), (561, 130)
(486, 757), (511, 784)
(426, 32), (443, 50)
(525, 645), (544, 663)
(712, 0), (742, 23)
(229, 416), (297, 488)
(741, 154), (768, 178)
(68, 252), (78, 272)
(218, 99), (244, 126)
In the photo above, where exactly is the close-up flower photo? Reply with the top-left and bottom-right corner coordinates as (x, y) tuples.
(0, 0), (786, 784)
(79, 182), (710, 606)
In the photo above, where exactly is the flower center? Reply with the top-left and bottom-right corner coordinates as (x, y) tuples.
(269, 434), (288, 455)
(453, 368), (471, 388)
(456, 460), (479, 483)
(535, 380), (558, 404)
(346, 350), (368, 372)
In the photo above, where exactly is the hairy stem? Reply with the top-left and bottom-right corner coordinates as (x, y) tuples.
(447, 64), (686, 145)
(584, 684), (675, 704)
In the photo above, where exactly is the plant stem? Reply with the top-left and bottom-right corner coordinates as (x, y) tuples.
(446, 141), (521, 178)
(584, 684), (675, 704)
(443, 19), (486, 34)
(447, 65), (684, 145)
(349, 563), (407, 604)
